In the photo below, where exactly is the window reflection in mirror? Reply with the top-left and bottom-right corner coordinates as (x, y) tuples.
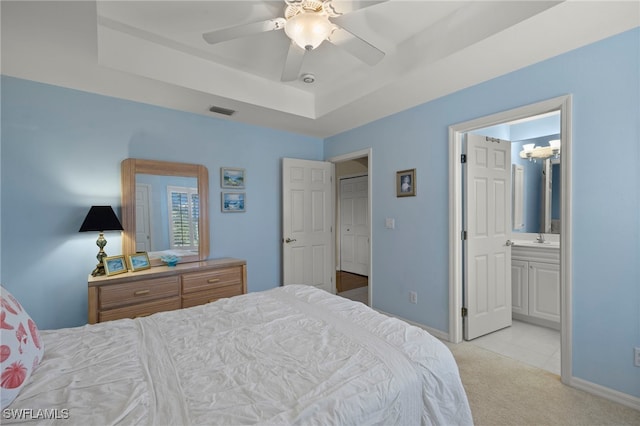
(135, 174), (199, 259)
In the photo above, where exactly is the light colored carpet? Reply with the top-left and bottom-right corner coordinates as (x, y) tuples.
(443, 341), (640, 425)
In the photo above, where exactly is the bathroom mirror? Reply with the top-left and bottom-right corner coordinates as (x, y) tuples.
(121, 158), (210, 265)
(512, 147), (560, 234)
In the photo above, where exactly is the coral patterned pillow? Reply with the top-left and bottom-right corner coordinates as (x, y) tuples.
(0, 286), (44, 410)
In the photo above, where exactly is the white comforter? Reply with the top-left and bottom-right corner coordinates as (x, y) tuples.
(7, 285), (472, 425)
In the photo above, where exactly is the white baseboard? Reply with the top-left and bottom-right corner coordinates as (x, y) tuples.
(570, 377), (640, 411)
(375, 310), (449, 341)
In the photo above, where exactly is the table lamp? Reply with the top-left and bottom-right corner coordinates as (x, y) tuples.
(79, 205), (124, 276)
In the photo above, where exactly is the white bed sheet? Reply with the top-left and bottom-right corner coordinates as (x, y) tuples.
(6, 285), (472, 425)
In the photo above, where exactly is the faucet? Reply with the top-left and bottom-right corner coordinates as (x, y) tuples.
(536, 233), (545, 243)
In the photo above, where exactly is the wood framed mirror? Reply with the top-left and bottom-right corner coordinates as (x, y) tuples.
(121, 158), (209, 265)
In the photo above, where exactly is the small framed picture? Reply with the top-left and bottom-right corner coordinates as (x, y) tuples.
(221, 167), (245, 189)
(104, 255), (128, 276)
(128, 252), (151, 272)
(221, 192), (246, 212)
(396, 168), (416, 197)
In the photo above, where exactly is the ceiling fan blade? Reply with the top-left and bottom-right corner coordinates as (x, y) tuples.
(203, 18), (286, 45)
(325, 0), (388, 16)
(328, 27), (384, 65)
(281, 42), (306, 82)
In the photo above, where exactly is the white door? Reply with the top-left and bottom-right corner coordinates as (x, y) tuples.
(340, 176), (369, 276)
(282, 158), (335, 293)
(135, 183), (152, 252)
(464, 133), (512, 340)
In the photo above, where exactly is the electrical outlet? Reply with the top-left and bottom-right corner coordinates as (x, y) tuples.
(409, 291), (417, 304)
(634, 347), (640, 367)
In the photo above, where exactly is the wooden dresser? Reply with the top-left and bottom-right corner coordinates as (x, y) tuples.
(88, 258), (246, 324)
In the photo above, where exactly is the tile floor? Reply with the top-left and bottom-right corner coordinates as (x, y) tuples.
(467, 320), (561, 375)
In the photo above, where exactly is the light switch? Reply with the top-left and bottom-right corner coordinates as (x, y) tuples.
(385, 218), (395, 229)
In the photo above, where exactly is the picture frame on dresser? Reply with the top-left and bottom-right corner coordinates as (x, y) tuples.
(128, 252), (151, 272)
(104, 255), (128, 276)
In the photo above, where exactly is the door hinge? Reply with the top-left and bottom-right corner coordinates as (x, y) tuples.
(461, 307), (468, 317)
(461, 230), (467, 240)
(461, 154), (467, 163)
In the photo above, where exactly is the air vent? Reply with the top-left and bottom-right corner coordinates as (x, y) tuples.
(209, 105), (236, 116)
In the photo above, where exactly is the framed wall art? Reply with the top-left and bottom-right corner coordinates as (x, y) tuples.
(221, 167), (245, 189)
(104, 255), (128, 276)
(396, 168), (416, 197)
(221, 192), (246, 212)
(128, 252), (151, 272)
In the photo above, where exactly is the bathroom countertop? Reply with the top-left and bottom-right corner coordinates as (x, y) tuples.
(512, 240), (560, 249)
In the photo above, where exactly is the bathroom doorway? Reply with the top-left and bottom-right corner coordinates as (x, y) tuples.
(464, 113), (562, 374)
(448, 95), (573, 384)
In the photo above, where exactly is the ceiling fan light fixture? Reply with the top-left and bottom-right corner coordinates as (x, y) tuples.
(284, 11), (333, 50)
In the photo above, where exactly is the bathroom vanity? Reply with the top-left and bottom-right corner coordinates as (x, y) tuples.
(511, 240), (560, 330)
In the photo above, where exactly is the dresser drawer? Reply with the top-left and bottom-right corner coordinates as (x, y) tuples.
(99, 276), (180, 310)
(99, 297), (181, 322)
(181, 285), (243, 308)
(181, 266), (242, 294)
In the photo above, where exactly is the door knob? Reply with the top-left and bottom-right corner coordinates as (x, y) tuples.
(506, 240), (514, 246)
(285, 237), (297, 243)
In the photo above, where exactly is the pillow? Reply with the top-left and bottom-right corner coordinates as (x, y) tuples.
(0, 286), (44, 410)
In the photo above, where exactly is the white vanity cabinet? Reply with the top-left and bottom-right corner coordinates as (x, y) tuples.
(511, 244), (560, 329)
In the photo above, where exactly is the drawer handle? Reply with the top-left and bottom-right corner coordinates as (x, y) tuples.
(134, 289), (150, 296)
(134, 312), (152, 318)
(207, 278), (221, 283)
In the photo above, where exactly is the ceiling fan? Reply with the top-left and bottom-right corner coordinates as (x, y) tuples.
(202, 0), (388, 82)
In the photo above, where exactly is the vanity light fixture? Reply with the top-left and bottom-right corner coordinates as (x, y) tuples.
(519, 139), (561, 161)
(79, 205), (124, 276)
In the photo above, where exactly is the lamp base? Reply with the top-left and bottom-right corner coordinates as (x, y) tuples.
(91, 233), (108, 276)
(91, 263), (106, 277)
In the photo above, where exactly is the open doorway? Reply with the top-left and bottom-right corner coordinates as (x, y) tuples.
(464, 112), (562, 375)
(329, 149), (372, 306)
(448, 95), (573, 384)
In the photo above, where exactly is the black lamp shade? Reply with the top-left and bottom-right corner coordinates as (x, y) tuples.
(79, 206), (124, 232)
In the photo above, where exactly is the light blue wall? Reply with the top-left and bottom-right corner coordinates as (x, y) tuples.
(325, 27), (640, 397)
(1, 76), (323, 329)
(1, 27), (638, 400)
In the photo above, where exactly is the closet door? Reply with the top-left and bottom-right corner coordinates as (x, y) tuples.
(340, 176), (369, 276)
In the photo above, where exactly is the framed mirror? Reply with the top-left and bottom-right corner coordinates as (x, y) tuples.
(121, 158), (209, 265)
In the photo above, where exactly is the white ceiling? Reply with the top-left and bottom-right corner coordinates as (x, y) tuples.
(2, 1), (639, 138)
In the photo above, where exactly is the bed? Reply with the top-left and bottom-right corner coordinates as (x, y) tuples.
(2, 284), (472, 425)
